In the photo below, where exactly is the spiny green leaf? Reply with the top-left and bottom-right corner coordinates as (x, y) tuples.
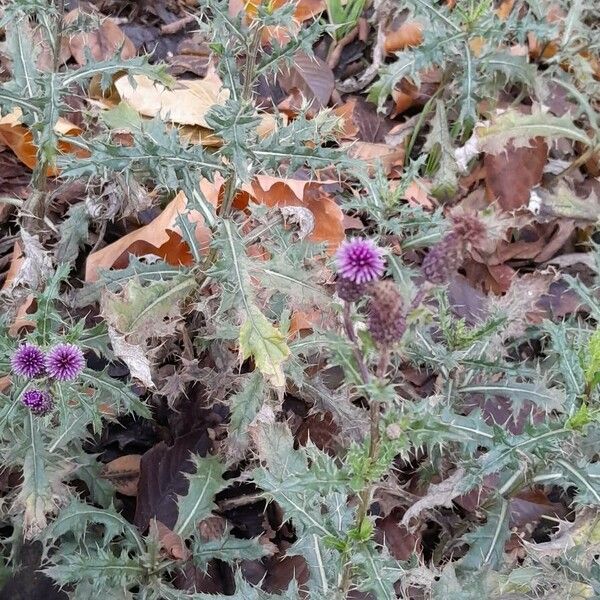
(475, 109), (591, 154)
(175, 455), (227, 539)
(101, 275), (196, 343)
(460, 499), (510, 571)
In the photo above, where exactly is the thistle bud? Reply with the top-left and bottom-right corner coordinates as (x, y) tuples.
(367, 281), (406, 346)
(336, 277), (368, 303)
(421, 232), (463, 284)
(422, 214), (486, 284)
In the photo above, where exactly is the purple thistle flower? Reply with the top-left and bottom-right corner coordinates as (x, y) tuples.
(21, 389), (54, 416)
(11, 344), (46, 379)
(45, 343), (85, 381)
(335, 239), (385, 285)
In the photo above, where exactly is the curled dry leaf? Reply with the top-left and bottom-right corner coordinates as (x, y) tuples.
(100, 454), (142, 496)
(153, 520), (191, 561)
(0, 109), (86, 172)
(107, 326), (154, 388)
(84, 179), (219, 281)
(65, 8), (136, 65)
(114, 70), (229, 128)
(401, 469), (466, 530)
(236, 175), (344, 252)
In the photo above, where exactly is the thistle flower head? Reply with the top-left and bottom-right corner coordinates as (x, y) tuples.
(367, 281), (406, 346)
(335, 238), (385, 285)
(11, 344), (46, 379)
(21, 389), (54, 416)
(45, 343), (85, 381)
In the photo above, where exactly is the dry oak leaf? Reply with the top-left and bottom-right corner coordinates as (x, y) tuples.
(1, 241), (36, 335)
(0, 109), (86, 173)
(236, 175), (344, 252)
(65, 8), (136, 65)
(85, 179), (219, 282)
(114, 70), (229, 127)
(101, 454), (142, 496)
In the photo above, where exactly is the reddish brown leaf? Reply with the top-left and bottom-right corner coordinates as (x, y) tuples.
(152, 520), (191, 561)
(66, 9), (136, 65)
(280, 52), (334, 109)
(484, 138), (548, 210)
(376, 509), (421, 560)
(236, 175), (344, 252)
(100, 454), (142, 496)
(134, 430), (211, 532)
(384, 21), (423, 54)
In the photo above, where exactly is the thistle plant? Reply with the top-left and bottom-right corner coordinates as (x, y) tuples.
(0, 0), (599, 597)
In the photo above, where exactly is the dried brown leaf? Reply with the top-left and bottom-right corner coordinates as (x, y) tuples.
(100, 454), (142, 496)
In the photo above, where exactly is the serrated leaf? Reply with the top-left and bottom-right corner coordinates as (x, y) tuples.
(47, 500), (144, 552)
(460, 499), (510, 570)
(175, 455), (227, 539)
(227, 371), (265, 460)
(192, 529), (273, 571)
(55, 203), (90, 266)
(101, 275), (195, 344)
(239, 306), (290, 388)
(81, 368), (150, 418)
(475, 109), (591, 155)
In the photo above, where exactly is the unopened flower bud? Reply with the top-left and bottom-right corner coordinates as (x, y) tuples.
(367, 281), (406, 346)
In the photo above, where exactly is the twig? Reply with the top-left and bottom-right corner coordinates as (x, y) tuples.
(160, 14), (196, 35)
(335, 0), (392, 94)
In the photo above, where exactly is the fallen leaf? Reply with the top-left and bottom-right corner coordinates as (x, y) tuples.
(100, 454), (142, 496)
(85, 180), (219, 281)
(0, 109), (87, 172)
(384, 21), (423, 54)
(237, 175), (344, 252)
(0, 242), (36, 335)
(134, 430), (211, 532)
(347, 141), (405, 176)
(152, 520), (191, 561)
(484, 138), (547, 210)
(376, 509), (421, 560)
(107, 326), (155, 388)
(279, 52), (334, 109)
(236, 0), (325, 21)
(114, 70), (229, 127)
(401, 469), (466, 530)
(66, 8), (136, 65)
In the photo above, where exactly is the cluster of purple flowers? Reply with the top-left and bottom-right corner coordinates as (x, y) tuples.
(335, 238), (405, 346)
(10, 342), (85, 416)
